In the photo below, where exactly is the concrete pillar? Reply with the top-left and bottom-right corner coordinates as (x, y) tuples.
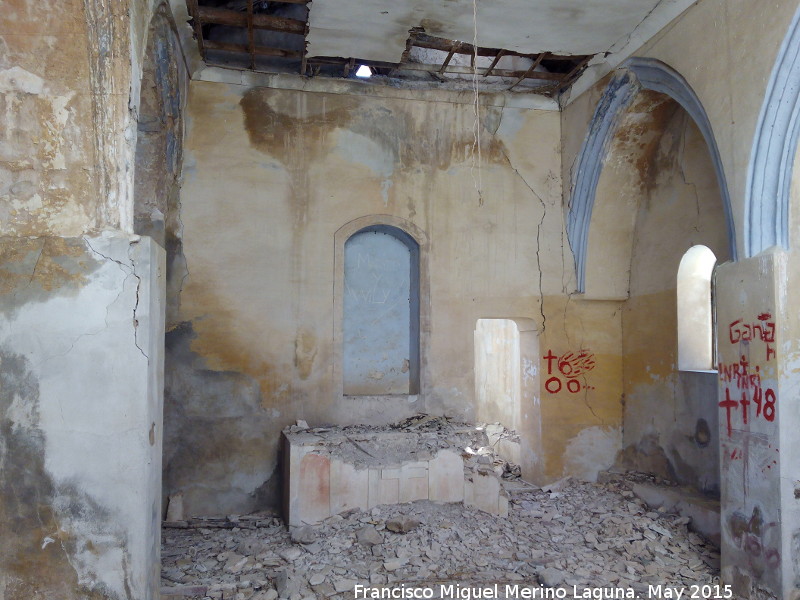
(0, 232), (165, 599)
(716, 248), (800, 599)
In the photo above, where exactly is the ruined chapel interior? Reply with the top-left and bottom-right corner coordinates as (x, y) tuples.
(5, 0), (800, 599)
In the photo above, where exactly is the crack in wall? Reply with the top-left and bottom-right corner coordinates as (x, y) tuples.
(23, 241), (46, 295)
(607, 0), (664, 55)
(498, 147), (547, 333)
(82, 237), (149, 361)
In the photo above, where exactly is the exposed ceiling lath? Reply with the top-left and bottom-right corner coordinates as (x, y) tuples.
(184, 0), (595, 97)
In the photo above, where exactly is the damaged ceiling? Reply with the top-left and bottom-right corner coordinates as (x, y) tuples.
(185, 0), (673, 96)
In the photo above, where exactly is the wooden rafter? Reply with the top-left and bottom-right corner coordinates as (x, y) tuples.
(197, 6), (305, 35)
(556, 55), (593, 91)
(483, 49), (505, 78)
(247, 0), (255, 70)
(343, 57), (355, 77)
(439, 43), (458, 74)
(300, 3), (309, 75)
(203, 40), (302, 59)
(508, 52), (547, 90)
(186, 0), (206, 60)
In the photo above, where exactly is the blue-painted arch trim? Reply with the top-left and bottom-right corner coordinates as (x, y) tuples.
(567, 58), (737, 293)
(745, 4), (800, 257)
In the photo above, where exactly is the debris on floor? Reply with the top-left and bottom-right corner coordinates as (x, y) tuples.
(162, 475), (721, 600)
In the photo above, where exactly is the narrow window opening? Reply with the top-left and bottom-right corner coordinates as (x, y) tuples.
(677, 245), (717, 371)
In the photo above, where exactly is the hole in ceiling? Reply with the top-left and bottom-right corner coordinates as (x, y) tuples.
(355, 65), (372, 78)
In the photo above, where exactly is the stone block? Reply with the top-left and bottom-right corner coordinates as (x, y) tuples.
(428, 449), (464, 503)
(296, 453), (331, 526)
(466, 470), (503, 516)
(378, 476), (400, 505)
(330, 459), (369, 515)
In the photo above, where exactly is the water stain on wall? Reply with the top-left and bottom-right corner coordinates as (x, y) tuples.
(0, 350), (127, 599)
(164, 321), (282, 515)
(0, 237), (100, 316)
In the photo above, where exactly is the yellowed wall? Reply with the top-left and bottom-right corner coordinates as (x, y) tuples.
(168, 80), (623, 512)
(1, 1), (98, 235)
(621, 108), (730, 493)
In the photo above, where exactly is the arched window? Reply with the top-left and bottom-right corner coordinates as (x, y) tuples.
(342, 225), (420, 395)
(677, 245), (717, 371)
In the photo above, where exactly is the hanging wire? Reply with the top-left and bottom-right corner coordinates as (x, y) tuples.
(470, 0), (484, 206)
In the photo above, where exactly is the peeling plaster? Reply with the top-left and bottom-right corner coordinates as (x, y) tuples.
(0, 232), (163, 599)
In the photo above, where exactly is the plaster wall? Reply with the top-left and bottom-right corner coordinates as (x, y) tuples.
(168, 79), (624, 514)
(0, 233), (165, 599)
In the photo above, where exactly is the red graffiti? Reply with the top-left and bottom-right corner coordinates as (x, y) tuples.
(728, 313), (775, 362)
(718, 386), (777, 436)
(543, 349), (596, 394)
(557, 350), (596, 378)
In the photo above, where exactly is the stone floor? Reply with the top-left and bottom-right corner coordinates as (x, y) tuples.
(161, 474), (721, 600)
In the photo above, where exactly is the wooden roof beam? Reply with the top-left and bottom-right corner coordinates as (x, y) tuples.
(186, 0), (206, 60)
(196, 6), (305, 35)
(308, 56), (563, 81)
(203, 40), (302, 59)
(483, 50), (505, 77)
(247, 0), (255, 70)
(508, 52), (548, 90)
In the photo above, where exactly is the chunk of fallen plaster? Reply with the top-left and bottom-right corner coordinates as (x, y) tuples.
(290, 525), (316, 544)
(385, 516), (420, 533)
(275, 571), (300, 597)
(538, 567), (566, 587)
(384, 558), (407, 571)
(356, 525), (383, 546)
(279, 547), (302, 562)
(542, 477), (572, 493)
(334, 578), (357, 593)
(166, 494), (184, 521)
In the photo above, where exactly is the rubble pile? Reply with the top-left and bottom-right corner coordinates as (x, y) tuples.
(282, 415), (509, 471)
(162, 475), (720, 600)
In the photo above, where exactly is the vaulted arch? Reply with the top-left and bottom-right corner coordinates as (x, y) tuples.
(745, 3), (800, 256)
(568, 58), (736, 294)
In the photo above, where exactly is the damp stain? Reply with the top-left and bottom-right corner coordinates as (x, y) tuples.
(163, 321), (283, 514)
(0, 237), (99, 311)
(0, 349), (128, 599)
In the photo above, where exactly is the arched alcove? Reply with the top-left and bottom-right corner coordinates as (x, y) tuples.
(133, 3), (185, 248)
(342, 225), (420, 395)
(572, 59), (731, 497)
(569, 58), (737, 295)
(133, 3), (188, 328)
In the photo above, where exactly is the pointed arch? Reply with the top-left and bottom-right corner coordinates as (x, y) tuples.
(568, 58), (737, 293)
(745, 3), (800, 256)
